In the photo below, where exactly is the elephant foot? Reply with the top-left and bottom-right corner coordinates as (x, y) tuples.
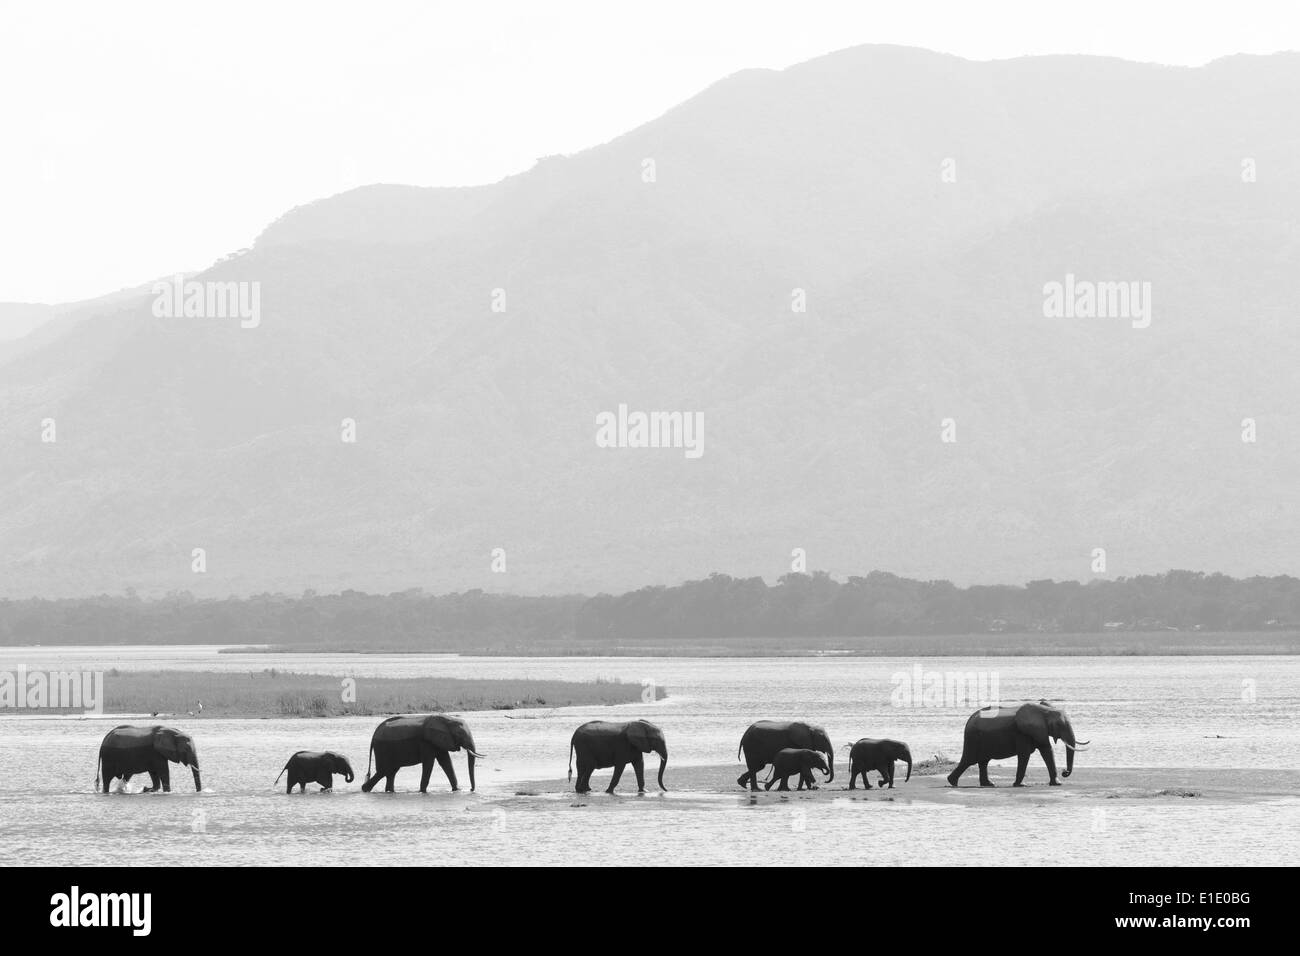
(979, 781), (995, 788)
(945, 773), (960, 787)
(1048, 780), (1061, 786)
(1012, 782), (1025, 788)
(451, 786), (461, 792)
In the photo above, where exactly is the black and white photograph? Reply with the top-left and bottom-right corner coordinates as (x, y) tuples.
(0, 0), (1293, 927)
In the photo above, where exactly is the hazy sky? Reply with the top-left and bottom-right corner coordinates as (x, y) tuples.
(2, 0), (1297, 303)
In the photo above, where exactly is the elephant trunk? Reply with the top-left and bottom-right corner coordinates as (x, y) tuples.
(344, 765), (355, 784)
(656, 744), (668, 792)
(191, 764), (203, 792)
(824, 744), (834, 783)
(903, 751), (912, 783)
(1062, 728), (1076, 778)
(467, 751), (477, 792)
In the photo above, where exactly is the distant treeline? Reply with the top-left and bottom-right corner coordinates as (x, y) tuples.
(2, 571), (1299, 648)
(0, 589), (582, 648)
(574, 571), (1300, 640)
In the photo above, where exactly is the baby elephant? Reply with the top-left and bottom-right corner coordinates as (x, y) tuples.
(847, 738), (912, 789)
(275, 751), (355, 793)
(764, 748), (830, 791)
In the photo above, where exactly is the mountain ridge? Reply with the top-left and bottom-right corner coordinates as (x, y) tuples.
(2, 44), (1297, 598)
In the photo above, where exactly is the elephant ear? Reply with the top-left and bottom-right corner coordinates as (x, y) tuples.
(423, 717), (457, 751)
(625, 721), (651, 751)
(789, 723), (814, 747)
(1014, 705), (1050, 742)
(153, 728), (181, 761)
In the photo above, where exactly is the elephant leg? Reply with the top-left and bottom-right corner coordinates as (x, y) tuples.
(607, 762), (626, 794)
(143, 770), (160, 793)
(575, 757), (592, 793)
(1038, 742), (1059, 785)
(848, 764), (857, 789)
(384, 771), (396, 793)
(319, 772), (333, 791)
(978, 761), (994, 787)
(418, 759), (434, 793)
(1013, 744), (1031, 786)
(946, 759), (971, 787)
(436, 750), (460, 791)
(775, 774), (791, 791)
(361, 770), (380, 792)
(631, 753), (645, 792)
(286, 773), (296, 794)
(747, 761), (764, 792)
(101, 765), (113, 794)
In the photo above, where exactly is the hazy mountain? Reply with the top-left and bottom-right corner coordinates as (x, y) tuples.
(3, 45), (1299, 598)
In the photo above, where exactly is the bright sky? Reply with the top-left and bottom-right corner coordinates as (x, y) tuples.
(1, 0), (1296, 303)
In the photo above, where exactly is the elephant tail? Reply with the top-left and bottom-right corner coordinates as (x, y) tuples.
(94, 753), (100, 791)
(366, 740), (374, 781)
(274, 763), (289, 787)
(567, 739), (574, 782)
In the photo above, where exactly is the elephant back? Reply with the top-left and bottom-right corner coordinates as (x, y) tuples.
(100, 725), (158, 750)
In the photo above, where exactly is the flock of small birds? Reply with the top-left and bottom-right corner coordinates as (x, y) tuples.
(148, 700), (203, 718)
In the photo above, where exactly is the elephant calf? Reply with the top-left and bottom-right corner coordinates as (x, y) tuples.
(847, 738), (912, 790)
(763, 748), (829, 791)
(275, 751), (355, 793)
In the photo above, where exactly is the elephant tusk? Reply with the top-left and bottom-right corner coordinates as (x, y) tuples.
(466, 749), (485, 759)
(1064, 741), (1090, 751)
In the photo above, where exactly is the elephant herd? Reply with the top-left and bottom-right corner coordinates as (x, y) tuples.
(94, 701), (1088, 795)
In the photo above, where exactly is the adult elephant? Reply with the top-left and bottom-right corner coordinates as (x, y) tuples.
(736, 720), (834, 791)
(568, 720), (667, 794)
(947, 701), (1089, 787)
(848, 738), (912, 790)
(359, 714), (483, 793)
(96, 725), (202, 793)
(275, 751), (355, 793)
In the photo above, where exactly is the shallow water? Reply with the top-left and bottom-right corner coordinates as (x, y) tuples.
(0, 647), (1296, 865)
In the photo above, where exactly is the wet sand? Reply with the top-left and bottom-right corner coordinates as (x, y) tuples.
(502, 764), (1300, 807)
